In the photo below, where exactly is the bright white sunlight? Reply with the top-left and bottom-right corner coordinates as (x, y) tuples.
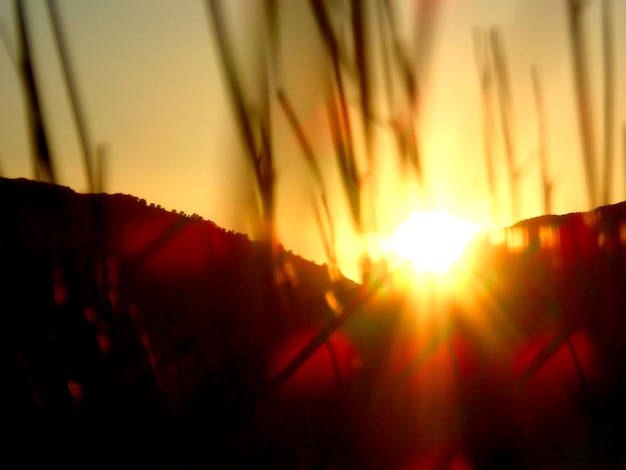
(384, 209), (482, 274)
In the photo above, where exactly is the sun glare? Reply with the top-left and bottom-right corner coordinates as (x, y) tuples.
(384, 209), (481, 274)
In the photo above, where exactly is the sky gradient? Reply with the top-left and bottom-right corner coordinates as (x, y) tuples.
(1, 0), (624, 277)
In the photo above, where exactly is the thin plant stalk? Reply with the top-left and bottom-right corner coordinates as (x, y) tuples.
(531, 65), (552, 215)
(519, 325), (587, 394)
(566, 0), (598, 208)
(410, 0), (440, 189)
(0, 20), (14, 178)
(375, 0), (395, 124)
(312, 195), (338, 272)
(259, 0), (278, 250)
(412, 0), (440, 82)
(351, 0), (373, 165)
(601, 0), (614, 205)
(205, 0), (282, 328)
(326, 85), (361, 230)
(275, 88), (342, 386)
(474, 28), (499, 221)
(95, 143), (108, 194)
(205, 0), (256, 159)
(277, 88), (338, 269)
(269, 274), (387, 395)
(47, 0), (94, 192)
(205, 0), (275, 247)
(381, 0), (424, 188)
(623, 125), (626, 200)
(264, 0), (280, 80)
(15, 0), (56, 184)
(0, 19), (16, 66)
(277, 88), (324, 188)
(349, 0), (381, 239)
(490, 28), (518, 221)
(309, 0), (360, 230)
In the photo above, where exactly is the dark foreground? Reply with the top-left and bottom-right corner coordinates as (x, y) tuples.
(2, 177), (626, 468)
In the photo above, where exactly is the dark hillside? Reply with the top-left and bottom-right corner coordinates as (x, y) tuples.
(0, 177), (349, 468)
(2, 176), (626, 468)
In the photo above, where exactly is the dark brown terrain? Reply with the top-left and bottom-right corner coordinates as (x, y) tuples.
(2, 176), (625, 468)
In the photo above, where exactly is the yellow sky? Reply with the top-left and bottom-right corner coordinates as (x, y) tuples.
(0, 0), (624, 278)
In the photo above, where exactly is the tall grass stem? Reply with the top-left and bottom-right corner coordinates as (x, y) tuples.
(601, 0), (614, 205)
(474, 28), (499, 221)
(48, 0), (94, 192)
(15, 0), (56, 184)
(566, 0), (598, 208)
(531, 65), (552, 214)
(490, 29), (518, 221)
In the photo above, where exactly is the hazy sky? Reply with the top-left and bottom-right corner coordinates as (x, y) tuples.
(0, 0), (624, 276)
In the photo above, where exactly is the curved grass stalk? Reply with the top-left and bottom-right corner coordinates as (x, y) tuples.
(15, 0), (56, 184)
(47, 0), (94, 192)
(474, 28), (500, 221)
(277, 88), (338, 268)
(380, 0), (424, 186)
(566, 0), (598, 209)
(601, 0), (615, 205)
(531, 65), (553, 215)
(490, 28), (519, 221)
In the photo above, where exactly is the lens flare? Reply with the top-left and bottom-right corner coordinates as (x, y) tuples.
(384, 209), (481, 274)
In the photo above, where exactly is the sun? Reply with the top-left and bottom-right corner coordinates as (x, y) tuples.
(383, 209), (482, 274)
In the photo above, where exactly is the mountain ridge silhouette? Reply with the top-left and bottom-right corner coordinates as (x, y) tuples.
(1, 176), (356, 467)
(2, 175), (626, 468)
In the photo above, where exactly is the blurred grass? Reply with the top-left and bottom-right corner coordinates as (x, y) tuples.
(474, 28), (499, 221)
(600, 0), (615, 206)
(567, 0), (599, 209)
(205, 0), (276, 247)
(531, 65), (552, 215)
(277, 88), (337, 269)
(4, 0), (624, 278)
(2, 3), (626, 461)
(489, 28), (519, 221)
(47, 0), (94, 193)
(15, 0), (55, 184)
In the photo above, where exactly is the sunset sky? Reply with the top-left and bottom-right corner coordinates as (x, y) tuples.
(0, 0), (624, 277)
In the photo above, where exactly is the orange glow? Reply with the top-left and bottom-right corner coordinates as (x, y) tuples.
(539, 225), (560, 249)
(507, 227), (529, 252)
(383, 209), (482, 274)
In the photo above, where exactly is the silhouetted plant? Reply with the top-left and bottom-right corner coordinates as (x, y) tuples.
(47, 0), (95, 193)
(567, 0), (599, 208)
(15, 0), (55, 184)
